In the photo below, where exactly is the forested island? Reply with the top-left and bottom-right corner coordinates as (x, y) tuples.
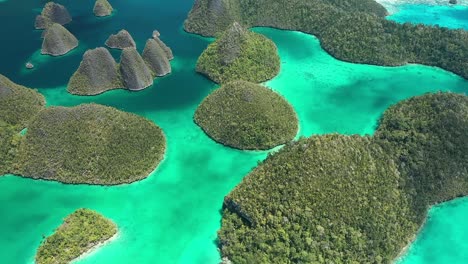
(196, 22), (280, 84)
(35, 208), (117, 264)
(185, 0), (468, 79)
(0, 75), (166, 184)
(14, 104), (166, 185)
(68, 35), (173, 95)
(219, 92), (468, 263)
(194, 80), (298, 150)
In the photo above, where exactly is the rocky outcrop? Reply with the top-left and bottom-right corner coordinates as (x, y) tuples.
(105, 30), (136, 49)
(35, 2), (72, 29)
(93, 0), (114, 17)
(119, 48), (153, 90)
(41, 23), (78, 56)
(142, 39), (171, 77)
(68, 48), (122, 95)
(153, 36), (174, 60)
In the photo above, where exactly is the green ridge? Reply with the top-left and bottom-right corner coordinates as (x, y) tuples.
(35, 208), (117, 264)
(196, 22), (280, 84)
(219, 93), (468, 263)
(185, 0), (468, 79)
(194, 80), (298, 150)
(15, 104), (166, 185)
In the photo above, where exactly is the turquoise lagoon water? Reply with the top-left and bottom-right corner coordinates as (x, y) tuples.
(0, 0), (467, 263)
(388, 4), (468, 29)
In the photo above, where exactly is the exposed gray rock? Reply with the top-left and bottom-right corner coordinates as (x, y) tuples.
(120, 48), (153, 90)
(105, 30), (136, 49)
(142, 39), (172, 77)
(35, 2), (72, 29)
(152, 30), (160, 38)
(94, 0), (114, 17)
(153, 36), (174, 60)
(41, 23), (78, 56)
(26, 62), (34, 69)
(68, 48), (123, 95)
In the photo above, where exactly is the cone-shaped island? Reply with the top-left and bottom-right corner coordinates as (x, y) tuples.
(68, 47), (123, 95)
(41, 23), (78, 56)
(196, 22), (280, 84)
(35, 2), (72, 29)
(105, 29), (136, 49)
(94, 0), (114, 17)
(142, 38), (172, 77)
(120, 47), (154, 90)
(194, 80), (298, 150)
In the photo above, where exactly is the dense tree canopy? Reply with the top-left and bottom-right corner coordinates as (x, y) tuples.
(220, 135), (416, 263)
(0, 74), (45, 128)
(15, 104), (166, 185)
(197, 22), (280, 84)
(36, 208), (117, 264)
(0, 75), (45, 175)
(194, 80), (298, 150)
(185, 0), (468, 79)
(219, 93), (468, 263)
(375, 92), (468, 221)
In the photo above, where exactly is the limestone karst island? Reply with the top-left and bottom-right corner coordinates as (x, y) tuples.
(0, 0), (467, 263)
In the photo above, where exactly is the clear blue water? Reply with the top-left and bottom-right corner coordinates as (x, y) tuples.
(0, 0), (467, 263)
(388, 4), (468, 29)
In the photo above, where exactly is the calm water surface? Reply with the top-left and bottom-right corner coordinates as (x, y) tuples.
(0, 0), (467, 263)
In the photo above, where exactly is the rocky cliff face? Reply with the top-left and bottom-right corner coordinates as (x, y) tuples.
(94, 0), (114, 17)
(68, 48), (122, 95)
(41, 23), (78, 56)
(120, 48), (154, 90)
(105, 30), (136, 49)
(142, 39), (172, 77)
(35, 2), (72, 29)
(153, 36), (174, 60)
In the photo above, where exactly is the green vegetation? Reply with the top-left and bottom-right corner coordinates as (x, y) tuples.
(68, 47), (123, 95)
(220, 135), (416, 263)
(35, 208), (117, 264)
(15, 104), (166, 185)
(194, 80), (298, 150)
(185, 0), (468, 79)
(219, 92), (468, 263)
(196, 22), (280, 84)
(0, 75), (45, 128)
(94, 0), (114, 17)
(0, 122), (21, 174)
(0, 75), (45, 175)
(375, 92), (468, 221)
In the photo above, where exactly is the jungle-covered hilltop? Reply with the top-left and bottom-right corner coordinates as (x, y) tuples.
(194, 80), (298, 150)
(0, 75), (45, 174)
(196, 22), (280, 84)
(14, 104), (166, 185)
(219, 92), (468, 263)
(35, 208), (117, 264)
(184, 0), (468, 79)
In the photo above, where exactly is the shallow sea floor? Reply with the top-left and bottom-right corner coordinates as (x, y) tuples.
(387, 3), (468, 29)
(0, 0), (467, 263)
